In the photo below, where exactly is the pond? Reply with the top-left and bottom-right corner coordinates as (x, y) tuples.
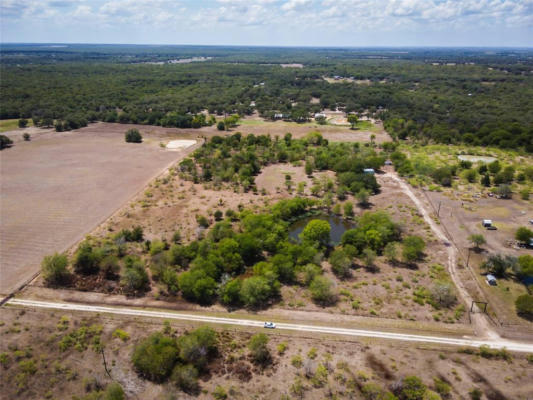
(289, 214), (355, 245)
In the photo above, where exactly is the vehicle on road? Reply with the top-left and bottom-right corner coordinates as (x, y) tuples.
(264, 322), (276, 329)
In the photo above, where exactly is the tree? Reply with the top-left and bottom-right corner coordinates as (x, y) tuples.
(468, 234), (486, 250)
(0, 135), (13, 150)
(515, 227), (533, 244)
(132, 332), (178, 382)
(214, 210), (223, 221)
(481, 254), (517, 278)
(73, 242), (99, 274)
(220, 278), (242, 306)
(309, 276), (337, 306)
(430, 282), (456, 308)
(22, 132), (30, 141)
(515, 294), (533, 320)
(488, 160), (501, 174)
(356, 189), (370, 207)
(240, 276), (276, 308)
(481, 173), (491, 187)
(495, 184), (512, 199)
(394, 376), (427, 400)
(248, 333), (271, 364)
(121, 260), (150, 293)
(217, 121), (225, 131)
(329, 249), (352, 278)
(103, 382), (125, 400)
(177, 326), (217, 370)
(362, 248), (377, 269)
(402, 236), (426, 263)
(18, 118), (28, 128)
(383, 242), (400, 263)
(178, 269), (217, 305)
(125, 128), (142, 143)
(171, 364), (198, 393)
(41, 253), (70, 285)
(300, 219), (331, 248)
(347, 114), (358, 129)
(515, 255), (533, 280)
(343, 201), (354, 218)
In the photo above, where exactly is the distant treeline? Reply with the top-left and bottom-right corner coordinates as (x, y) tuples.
(1, 52), (532, 150)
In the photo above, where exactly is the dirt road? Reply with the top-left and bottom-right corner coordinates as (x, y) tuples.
(381, 172), (500, 340)
(7, 298), (533, 353)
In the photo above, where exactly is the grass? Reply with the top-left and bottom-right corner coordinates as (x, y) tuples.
(0, 119), (33, 133)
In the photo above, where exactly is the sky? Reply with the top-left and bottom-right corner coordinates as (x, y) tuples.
(1, 0), (532, 47)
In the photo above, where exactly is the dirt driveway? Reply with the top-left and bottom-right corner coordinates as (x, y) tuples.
(0, 123), (198, 296)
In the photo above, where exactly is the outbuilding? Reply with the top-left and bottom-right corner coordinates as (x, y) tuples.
(482, 219), (493, 228)
(486, 274), (497, 286)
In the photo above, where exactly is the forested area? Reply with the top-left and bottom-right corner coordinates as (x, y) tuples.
(1, 46), (532, 151)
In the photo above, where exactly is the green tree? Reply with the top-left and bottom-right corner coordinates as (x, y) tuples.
(515, 227), (533, 244)
(41, 252), (70, 285)
(248, 333), (270, 364)
(171, 364), (198, 393)
(430, 282), (456, 308)
(481, 254), (517, 278)
(132, 332), (178, 382)
(217, 121), (225, 131)
(177, 326), (217, 370)
(347, 114), (358, 129)
(18, 118), (28, 128)
(0, 135), (13, 149)
(356, 189), (370, 207)
(103, 382), (125, 400)
(121, 259), (150, 293)
(515, 294), (533, 320)
(22, 132), (30, 141)
(178, 268), (217, 305)
(402, 236), (426, 263)
(488, 160), (501, 174)
(300, 219), (331, 247)
(383, 242), (400, 263)
(240, 275), (277, 308)
(329, 249), (352, 278)
(515, 255), (533, 280)
(362, 248), (377, 269)
(220, 278), (242, 306)
(73, 241), (99, 274)
(481, 173), (491, 187)
(125, 128), (142, 143)
(343, 201), (354, 218)
(309, 276), (337, 306)
(396, 376), (427, 400)
(468, 234), (486, 250)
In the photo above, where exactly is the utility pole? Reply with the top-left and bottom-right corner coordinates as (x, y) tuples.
(437, 201), (441, 218)
(466, 247), (471, 268)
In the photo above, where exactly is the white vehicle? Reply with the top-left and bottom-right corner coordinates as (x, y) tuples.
(263, 322), (276, 329)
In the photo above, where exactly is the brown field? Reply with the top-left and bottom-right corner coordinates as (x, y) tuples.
(0, 123), (200, 296)
(1, 306), (531, 400)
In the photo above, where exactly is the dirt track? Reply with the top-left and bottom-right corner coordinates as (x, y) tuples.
(0, 123), (198, 296)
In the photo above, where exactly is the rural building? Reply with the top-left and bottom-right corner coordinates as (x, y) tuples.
(363, 168), (375, 174)
(274, 113), (284, 119)
(482, 219), (493, 228)
(314, 113), (326, 119)
(486, 274), (497, 286)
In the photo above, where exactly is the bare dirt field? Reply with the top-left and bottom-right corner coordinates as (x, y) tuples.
(0, 123), (200, 296)
(1, 306), (531, 400)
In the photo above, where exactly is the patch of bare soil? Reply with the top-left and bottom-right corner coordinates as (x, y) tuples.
(1, 307), (531, 400)
(0, 122), (200, 296)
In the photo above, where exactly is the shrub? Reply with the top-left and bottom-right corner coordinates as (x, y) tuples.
(41, 252), (70, 285)
(121, 257), (149, 293)
(171, 364), (199, 393)
(18, 118), (28, 128)
(248, 333), (270, 364)
(103, 382), (125, 400)
(177, 326), (217, 370)
(433, 378), (450, 398)
(277, 342), (288, 355)
(394, 375), (427, 400)
(430, 282), (456, 308)
(213, 386), (228, 400)
(125, 128), (142, 143)
(73, 242), (100, 275)
(469, 388), (482, 400)
(217, 121), (225, 131)
(22, 132), (30, 141)
(0, 134), (13, 149)
(309, 276), (337, 306)
(515, 294), (533, 320)
(402, 236), (426, 263)
(132, 332), (178, 382)
(515, 227), (533, 244)
(329, 248), (352, 278)
(112, 329), (130, 342)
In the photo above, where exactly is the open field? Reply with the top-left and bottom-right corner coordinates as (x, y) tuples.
(0, 122), (199, 295)
(0, 119), (34, 133)
(1, 305), (532, 400)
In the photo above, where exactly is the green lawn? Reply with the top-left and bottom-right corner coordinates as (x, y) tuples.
(0, 119), (33, 133)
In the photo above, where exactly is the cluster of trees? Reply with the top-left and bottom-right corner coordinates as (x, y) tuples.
(2, 47), (531, 150)
(132, 326), (217, 393)
(180, 132), (384, 194)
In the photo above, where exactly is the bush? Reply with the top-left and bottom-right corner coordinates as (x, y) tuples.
(73, 241), (100, 275)
(22, 132), (30, 141)
(125, 128), (142, 143)
(41, 252), (70, 285)
(515, 227), (533, 244)
(309, 276), (337, 306)
(171, 364), (198, 393)
(248, 333), (270, 364)
(329, 248), (352, 278)
(0, 134), (13, 149)
(433, 378), (450, 398)
(132, 332), (178, 382)
(515, 294), (533, 320)
(103, 382), (125, 400)
(18, 118), (28, 128)
(217, 121), (225, 131)
(177, 326), (217, 370)
(402, 236), (426, 263)
(213, 386), (228, 400)
(395, 376), (427, 400)
(469, 388), (482, 400)
(121, 258), (149, 293)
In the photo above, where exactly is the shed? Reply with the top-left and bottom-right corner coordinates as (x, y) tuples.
(314, 113), (326, 119)
(486, 274), (497, 286)
(363, 168), (375, 174)
(482, 219), (492, 228)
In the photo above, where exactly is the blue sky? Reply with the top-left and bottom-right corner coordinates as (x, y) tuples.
(1, 0), (532, 47)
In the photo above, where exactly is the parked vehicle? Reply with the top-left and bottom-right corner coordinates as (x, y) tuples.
(264, 322), (276, 329)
